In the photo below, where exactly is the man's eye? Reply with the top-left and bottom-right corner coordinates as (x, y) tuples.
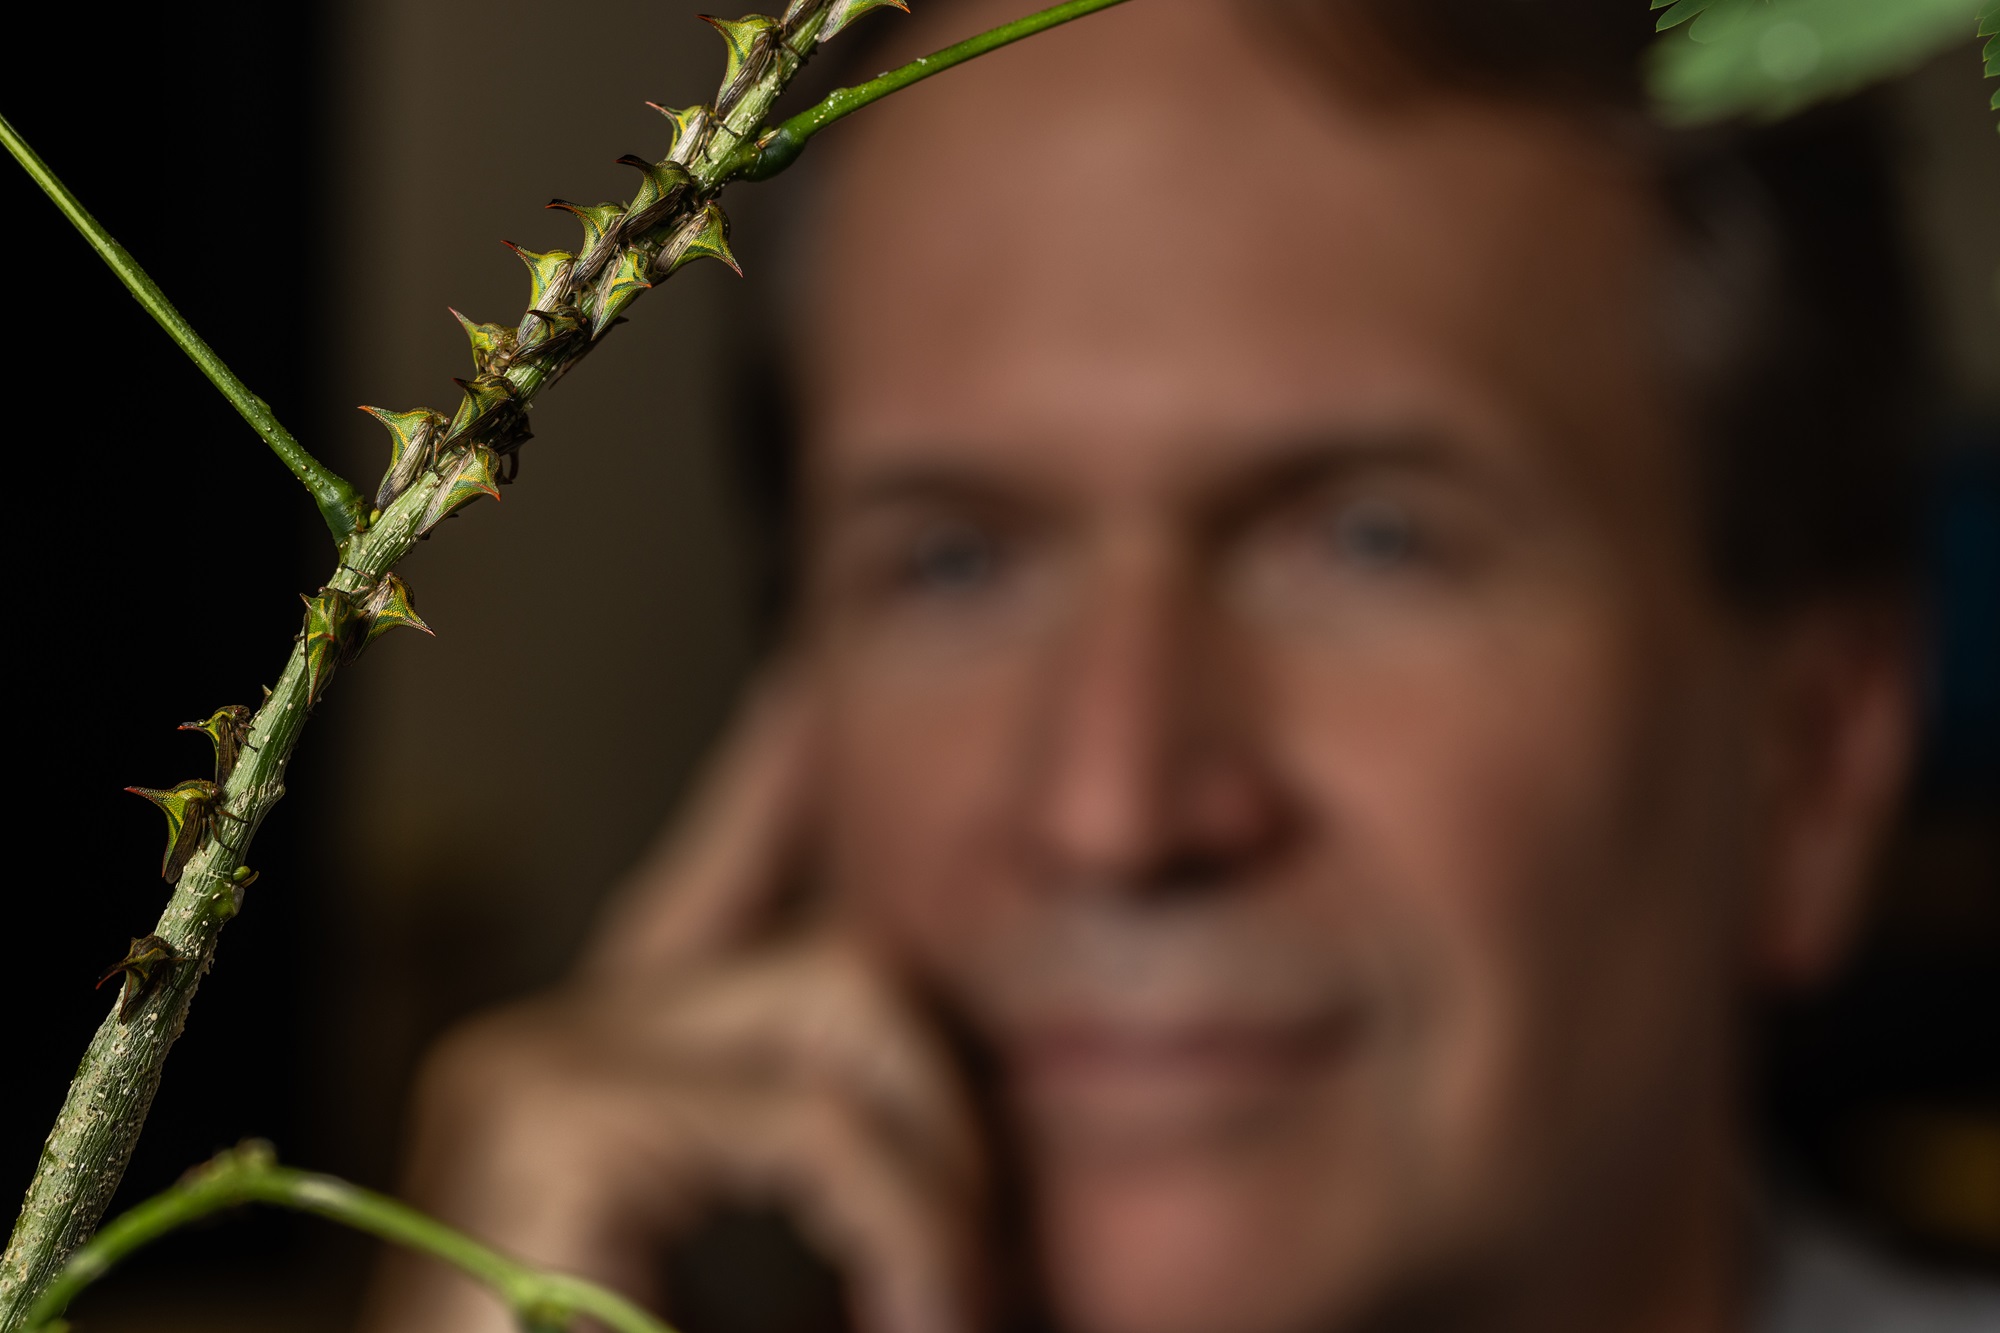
(902, 523), (1000, 593)
(1321, 497), (1419, 570)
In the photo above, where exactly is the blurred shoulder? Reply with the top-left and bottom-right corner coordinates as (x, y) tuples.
(1761, 1218), (2000, 1333)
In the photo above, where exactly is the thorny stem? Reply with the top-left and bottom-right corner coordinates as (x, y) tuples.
(731, 0), (1133, 179)
(0, 0), (1132, 1326)
(0, 113), (368, 543)
(22, 1144), (677, 1333)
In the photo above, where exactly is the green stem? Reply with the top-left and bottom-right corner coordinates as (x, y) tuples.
(0, 112), (366, 542)
(0, 1), (1123, 1324)
(23, 1145), (675, 1333)
(730, 0), (1133, 180)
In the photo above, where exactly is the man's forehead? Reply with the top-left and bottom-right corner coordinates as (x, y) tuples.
(799, 0), (1675, 509)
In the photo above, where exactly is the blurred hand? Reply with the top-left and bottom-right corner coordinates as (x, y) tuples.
(359, 674), (986, 1333)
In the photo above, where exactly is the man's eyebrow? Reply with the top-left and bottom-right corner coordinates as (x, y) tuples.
(1202, 430), (1471, 524)
(816, 461), (1033, 517)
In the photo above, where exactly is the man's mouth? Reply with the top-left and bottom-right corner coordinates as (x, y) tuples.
(1006, 1008), (1366, 1154)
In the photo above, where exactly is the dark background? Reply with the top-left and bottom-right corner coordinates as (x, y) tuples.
(5, 0), (333, 1313)
(3, 3), (1995, 1329)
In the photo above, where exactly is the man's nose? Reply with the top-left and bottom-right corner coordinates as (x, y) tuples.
(1026, 543), (1288, 893)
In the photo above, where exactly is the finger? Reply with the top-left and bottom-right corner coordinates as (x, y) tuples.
(657, 1083), (983, 1333)
(582, 663), (820, 978)
(376, 1001), (982, 1333)
(614, 935), (985, 1198)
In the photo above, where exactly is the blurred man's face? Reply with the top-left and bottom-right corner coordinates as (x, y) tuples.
(797, 4), (1768, 1330)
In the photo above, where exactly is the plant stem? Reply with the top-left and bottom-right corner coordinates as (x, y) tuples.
(0, 408), (466, 1328)
(23, 1144), (676, 1333)
(731, 0), (1133, 179)
(0, 0), (1137, 1323)
(0, 112), (367, 542)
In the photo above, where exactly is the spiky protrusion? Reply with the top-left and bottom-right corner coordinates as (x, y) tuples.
(820, 0), (907, 42)
(503, 241), (574, 313)
(96, 935), (180, 1021)
(419, 446), (503, 535)
(646, 103), (711, 163)
(614, 155), (694, 235)
(591, 248), (655, 336)
(445, 375), (517, 445)
(125, 780), (226, 884)
(548, 199), (626, 258)
(658, 201), (741, 278)
(358, 573), (433, 647)
(701, 14), (783, 103)
(301, 588), (356, 707)
(178, 705), (253, 787)
(360, 405), (447, 510)
(451, 309), (518, 376)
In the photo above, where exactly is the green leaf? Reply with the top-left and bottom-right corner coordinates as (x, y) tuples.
(658, 201), (740, 277)
(820, 0), (908, 43)
(1650, 0), (1982, 123)
(176, 705), (252, 787)
(359, 405), (446, 509)
(124, 780), (223, 884)
(591, 247), (653, 335)
(1652, 0), (1712, 32)
(419, 445), (503, 534)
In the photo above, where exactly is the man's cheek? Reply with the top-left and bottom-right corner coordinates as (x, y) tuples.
(1262, 612), (1643, 1137)
(820, 676), (1025, 963)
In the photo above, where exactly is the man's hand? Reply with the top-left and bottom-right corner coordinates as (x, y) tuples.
(359, 677), (986, 1333)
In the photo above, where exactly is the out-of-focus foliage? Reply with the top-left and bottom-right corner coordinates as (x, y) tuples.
(1649, 0), (1992, 127)
(1984, 0), (1999, 127)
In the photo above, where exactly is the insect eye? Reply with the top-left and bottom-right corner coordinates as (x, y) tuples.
(1323, 497), (1418, 569)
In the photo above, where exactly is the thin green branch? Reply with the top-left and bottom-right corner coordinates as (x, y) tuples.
(24, 1144), (675, 1333)
(0, 1), (1136, 1324)
(0, 112), (366, 542)
(729, 0), (1133, 179)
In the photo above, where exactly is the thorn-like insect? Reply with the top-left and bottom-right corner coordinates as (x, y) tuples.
(518, 302), (587, 370)
(613, 155), (693, 236)
(301, 588), (357, 707)
(357, 572), (433, 647)
(820, 0), (908, 43)
(590, 248), (654, 336)
(450, 309), (517, 376)
(178, 705), (253, 786)
(700, 14), (783, 105)
(444, 374), (517, 445)
(657, 201), (741, 278)
(125, 780), (237, 884)
(502, 242), (575, 314)
(96, 934), (180, 1021)
(419, 445), (503, 535)
(645, 103), (710, 164)
(547, 199), (627, 263)
(359, 405), (447, 510)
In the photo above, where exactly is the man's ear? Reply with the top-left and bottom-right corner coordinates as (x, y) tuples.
(1749, 602), (1918, 989)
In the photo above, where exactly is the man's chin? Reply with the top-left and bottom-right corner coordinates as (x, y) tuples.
(1028, 1142), (1385, 1333)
